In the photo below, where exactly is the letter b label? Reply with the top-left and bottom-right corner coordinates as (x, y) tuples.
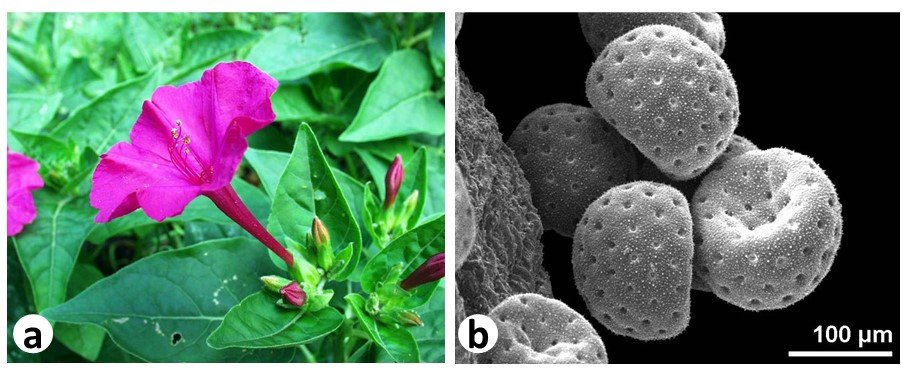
(458, 314), (498, 353)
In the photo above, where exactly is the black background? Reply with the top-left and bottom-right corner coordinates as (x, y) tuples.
(457, 13), (899, 364)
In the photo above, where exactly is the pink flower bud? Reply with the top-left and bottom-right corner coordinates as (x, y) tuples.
(400, 253), (444, 291)
(280, 281), (307, 308)
(384, 154), (404, 209)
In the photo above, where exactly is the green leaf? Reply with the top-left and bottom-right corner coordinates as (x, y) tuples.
(408, 283), (444, 363)
(271, 85), (324, 123)
(401, 147), (428, 229)
(245, 148), (291, 199)
(122, 14), (179, 74)
(51, 65), (161, 154)
(208, 292), (343, 349)
(86, 177), (269, 244)
(345, 293), (419, 363)
(339, 50), (444, 142)
(246, 14), (392, 81)
(8, 249), (40, 363)
(332, 168), (369, 246)
(55, 58), (104, 111)
(42, 238), (296, 362)
(56, 264), (106, 361)
(8, 130), (77, 183)
(12, 191), (96, 311)
(8, 33), (51, 83)
(360, 215), (444, 309)
(307, 68), (375, 127)
(428, 15), (445, 78)
(169, 29), (261, 83)
(7, 93), (62, 133)
(267, 124), (361, 281)
(422, 147), (446, 219)
(355, 149), (389, 200)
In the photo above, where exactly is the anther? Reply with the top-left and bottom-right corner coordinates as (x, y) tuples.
(183, 136), (190, 145)
(171, 128), (178, 139)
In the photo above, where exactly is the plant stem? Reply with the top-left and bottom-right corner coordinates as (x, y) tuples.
(299, 344), (317, 363)
(402, 29), (432, 49)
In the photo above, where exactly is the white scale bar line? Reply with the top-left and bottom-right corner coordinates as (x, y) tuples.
(788, 351), (892, 357)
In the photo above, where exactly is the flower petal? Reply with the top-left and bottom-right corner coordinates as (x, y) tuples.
(127, 61), (277, 190)
(7, 150), (43, 236)
(90, 142), (198, 222)
(203, 61), (278, 137)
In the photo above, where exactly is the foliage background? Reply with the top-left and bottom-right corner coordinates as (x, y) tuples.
(7, 12), (445, 363)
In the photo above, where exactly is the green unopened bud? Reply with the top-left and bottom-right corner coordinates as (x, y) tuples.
(312, 216), (330, 247)
(312, 216), (334, 271)
(261, 275), (292, 294)
(377, 307), (423, 327)
(400, 190), (419, 223)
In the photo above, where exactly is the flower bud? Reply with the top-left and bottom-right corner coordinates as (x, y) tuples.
(312, 216), (334, 271)
(312, 216), (330, 248)
(384, 154), (404, 209)
(400, 252), (445, 291)
(280, 281), (307, 308)
(400, 190), (419, 222)
(261, 275), (292, 294)
(396, 309), (424, 327)
(378, 308), (423, 327)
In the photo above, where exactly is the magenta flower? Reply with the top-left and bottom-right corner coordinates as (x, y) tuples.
(280, 281), (307, 308)
(400, 252), (444, 290)
(7, 149), (44, 236)
(89, 61), (294, 267)
(384, 154), (404, 209)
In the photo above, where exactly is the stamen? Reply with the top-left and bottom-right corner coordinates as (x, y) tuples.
(167, 122), (213, 184)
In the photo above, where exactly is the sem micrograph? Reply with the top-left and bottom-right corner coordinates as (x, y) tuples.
(507, 103), (637, 237)
(573, 181), (693, 340)
(455, 66), (553, 316)
(480, 293), (608, 364)
(586, 24), (739, 180)
(578, 12), (726, 56)
(692, 148), (843, 310)
(455, 164), (476, 270)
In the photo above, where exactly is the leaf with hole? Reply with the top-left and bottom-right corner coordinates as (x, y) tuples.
(41, 238), (296, 362)
(55, 263), (106, 361)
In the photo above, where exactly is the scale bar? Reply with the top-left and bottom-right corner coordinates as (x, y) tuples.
(788, 351), (892, 357)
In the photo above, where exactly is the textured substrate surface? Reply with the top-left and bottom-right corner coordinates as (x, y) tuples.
(455, 66), (553, 316)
